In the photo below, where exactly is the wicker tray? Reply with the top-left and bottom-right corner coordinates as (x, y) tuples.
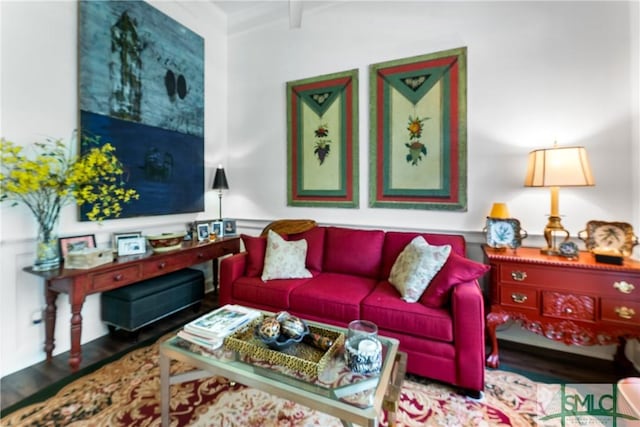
(223, 317), (345, 379)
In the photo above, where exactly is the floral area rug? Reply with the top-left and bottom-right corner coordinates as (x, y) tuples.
(2, 335), (560, 427)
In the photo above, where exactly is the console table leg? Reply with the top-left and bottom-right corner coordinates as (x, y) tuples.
(486, 312), (509, 368)
(69, 298), (85, 371)
(44, 287), (58, 362)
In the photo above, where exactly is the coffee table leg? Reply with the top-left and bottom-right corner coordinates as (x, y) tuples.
(160, 351), (170, 427)
(383, 351), (407, 427)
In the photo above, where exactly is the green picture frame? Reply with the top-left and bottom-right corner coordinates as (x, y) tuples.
(287, 69), (359, 208)
(369, 47), (468, 211)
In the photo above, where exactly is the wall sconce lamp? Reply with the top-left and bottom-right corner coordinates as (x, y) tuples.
(524, 143), (595, 255)
(212, 165), (229, 220)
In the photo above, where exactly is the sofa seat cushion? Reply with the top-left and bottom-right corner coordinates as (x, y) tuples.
(323, 227), (385, 279)
(381, 231), (466, 279)
(231, 276), (311, 309)
(289, 272), (378, 323)
(361, 281), (453, 343)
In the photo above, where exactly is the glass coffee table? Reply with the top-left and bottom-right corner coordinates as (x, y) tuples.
(159, 315), (407, 427)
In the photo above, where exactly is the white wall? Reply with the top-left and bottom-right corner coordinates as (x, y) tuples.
(1, 0), (638, 377)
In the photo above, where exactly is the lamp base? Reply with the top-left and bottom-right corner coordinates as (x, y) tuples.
(541, 215), (570, 256)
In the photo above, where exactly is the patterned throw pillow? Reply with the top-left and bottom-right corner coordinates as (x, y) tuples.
(261, 230), (312, 281)
(389, 236), (451, 303)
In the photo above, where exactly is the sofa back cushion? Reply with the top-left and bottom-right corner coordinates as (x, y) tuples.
(323, 227), (385, 279)
(381, 231), (466, 279)
(241, 234), (267, 277)
(287, 226), (326, 272)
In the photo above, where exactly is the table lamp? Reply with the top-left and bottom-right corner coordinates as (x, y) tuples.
(212, 165), (229, 220)
(524, 143), (595, 255)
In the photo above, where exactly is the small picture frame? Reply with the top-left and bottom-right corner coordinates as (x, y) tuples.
(59, 234), (97, 258)
(197, 223), (210, 241)
(211, 220), (224, 238)
(112, 231), (142, 251)
(117, 236), (146, 256)
(223, 219), (237, 236)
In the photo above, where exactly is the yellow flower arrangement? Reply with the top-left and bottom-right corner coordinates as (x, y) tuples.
(0, 133), (139, 269)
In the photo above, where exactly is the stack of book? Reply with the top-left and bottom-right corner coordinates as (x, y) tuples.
(177, 304), (261, 351)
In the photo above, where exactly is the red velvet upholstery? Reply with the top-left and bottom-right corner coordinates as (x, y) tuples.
(323, 227), (385, 278)
(220, 225), (487, 395)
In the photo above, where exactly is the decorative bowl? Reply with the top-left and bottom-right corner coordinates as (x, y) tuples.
(255, 321), (309, 350)
(146, 232), (185, 253)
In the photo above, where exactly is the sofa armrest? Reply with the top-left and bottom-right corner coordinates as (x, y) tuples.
(219, 252), (247, 306)
(451, 280), (485, 392)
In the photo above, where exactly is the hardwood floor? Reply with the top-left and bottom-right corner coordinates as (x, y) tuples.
(1, 294), (637, 414)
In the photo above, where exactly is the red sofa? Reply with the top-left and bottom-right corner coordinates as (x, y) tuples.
(220, 225), (488, 396)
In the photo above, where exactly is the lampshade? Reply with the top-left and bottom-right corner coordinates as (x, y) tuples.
(523, 144), (595, 255)
(524, 146), (594, 188)
(488, 203), (510, 219)
(212, 166), (229, 190)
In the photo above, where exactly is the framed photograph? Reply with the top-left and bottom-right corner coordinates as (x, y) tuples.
(286, 69), (359, 208)
(370, 47), (468, 211)
(112, 231), (142, 251)
(211, 221), (224, 238)
(117, 236), (146, 256)
(59, 234), (96, 258)
(197, 223), (210, 241)
(223, 219), (237, 236)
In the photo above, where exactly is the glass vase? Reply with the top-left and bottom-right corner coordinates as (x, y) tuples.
(33, 219), (60, 271)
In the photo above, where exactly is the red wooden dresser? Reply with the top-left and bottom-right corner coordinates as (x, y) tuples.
(483, 246), (640, 369)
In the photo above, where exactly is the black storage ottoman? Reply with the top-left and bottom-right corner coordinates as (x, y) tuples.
(101, 268), (204, 332)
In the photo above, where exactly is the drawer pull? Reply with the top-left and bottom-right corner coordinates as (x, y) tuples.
(615, 306), (636, 320)
(157, 262), (166, 269)
(613, 281), (635, 294)
(113, 274), (124, 281)
(511, 271), (527, 281)
(511, 293), (528, 303)
(197, 252), (205, 259)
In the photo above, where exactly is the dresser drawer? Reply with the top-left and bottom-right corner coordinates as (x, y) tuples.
(500, 263), (639, 298)
(601, 299), (640, 326)
(500, 285), (537, 309)
(90, 265), (142, 292)
(542, 291), (595, 321)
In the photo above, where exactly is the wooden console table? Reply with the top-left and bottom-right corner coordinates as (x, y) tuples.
(483, 246), (640, 370)
(24, 236), (240, 371)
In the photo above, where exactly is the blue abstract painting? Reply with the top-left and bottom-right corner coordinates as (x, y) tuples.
(79, 0), (204, 220)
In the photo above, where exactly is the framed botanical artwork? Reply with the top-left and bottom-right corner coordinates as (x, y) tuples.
(287, 69), (359, 208)
(369, 47), (468, 211)
(59, 234), (96, 258)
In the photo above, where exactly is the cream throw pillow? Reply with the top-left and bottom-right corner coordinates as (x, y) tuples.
(389, 236), (452, 303)
(261, 230), (312, 281)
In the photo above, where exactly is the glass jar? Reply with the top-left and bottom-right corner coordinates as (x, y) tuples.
(344, 320), (382, 374)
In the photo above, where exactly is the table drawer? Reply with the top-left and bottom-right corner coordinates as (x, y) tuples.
(500, 285), (537, 309)
(196, 239), (240, 259)
(90, 265), (142, 292)
(142, 252), (195, 276)
(601, 299), (640, 326)
(542, 291), (595, 321)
